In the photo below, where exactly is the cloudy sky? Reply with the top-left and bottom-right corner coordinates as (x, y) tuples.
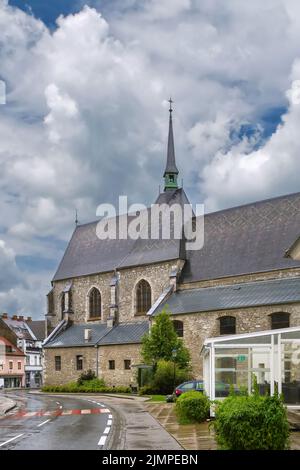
(1, 0), (300, 318)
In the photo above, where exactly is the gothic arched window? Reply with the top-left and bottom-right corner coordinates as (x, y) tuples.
(219, 316), (236, 335)
(89, 288), (102, 319)
(136, 280), (151, 315)
(173, 320), (184, 337)
(270, 312), (290, 330)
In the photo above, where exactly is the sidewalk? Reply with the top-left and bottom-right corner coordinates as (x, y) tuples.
(144, 402), (216, 450)
(0, 394), (16, 416)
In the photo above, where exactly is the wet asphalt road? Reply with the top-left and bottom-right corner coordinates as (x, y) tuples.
(0, 390), (113, 450)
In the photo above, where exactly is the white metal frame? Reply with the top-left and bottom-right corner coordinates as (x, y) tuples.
(203, 326), (300, 406)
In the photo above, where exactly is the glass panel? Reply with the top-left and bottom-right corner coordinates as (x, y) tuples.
(214, 334), (273, 346)
(281, 340), (300, 405)
(214, 347), (271, 398)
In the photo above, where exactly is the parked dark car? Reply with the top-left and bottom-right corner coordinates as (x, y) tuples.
(166, 379), (240, 402)
(166, 380), (203, 402)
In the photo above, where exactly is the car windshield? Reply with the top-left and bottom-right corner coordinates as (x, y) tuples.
(180, 382), (195, 390)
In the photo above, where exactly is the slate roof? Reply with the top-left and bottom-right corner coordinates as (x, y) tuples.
(52, 188), (189, 281)
(44, 321), (149, 348)
(2, 318), (34, 341)
(44, 323), (110, 348)
(52, 191), (300, 283)
(97, 321), (149, 345)
(26, 321), (46, 341)
(164, 113), (178, 175)
(181, 192), (300, 283)
(152, 276), (300, 316)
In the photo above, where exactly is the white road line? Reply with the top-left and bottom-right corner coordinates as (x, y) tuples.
(81, 409), (91, 414)
(98, 435), (107, 446)
(108, 414), (113, 419)
(103, 427), (110, 435)
(37, 419), (50, 427)
(0, 434), (24, 447)
(107, 419), (112, 426)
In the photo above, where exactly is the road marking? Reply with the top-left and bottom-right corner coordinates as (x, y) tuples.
(98, 435), (107, 446)
(0, 434), (24, 447)
(12, 407), (111, 419)
(107, 419), (112, 426)
(37, 419), (50, 427)
(103, 427), (110, 435)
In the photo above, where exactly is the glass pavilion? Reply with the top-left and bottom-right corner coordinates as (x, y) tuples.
(202, 326), (300, 406)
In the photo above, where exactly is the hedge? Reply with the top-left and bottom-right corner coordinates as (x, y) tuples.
(175, 391), (210, 423)
(42, 382), (131, 394)
(213, 393), (290, 450)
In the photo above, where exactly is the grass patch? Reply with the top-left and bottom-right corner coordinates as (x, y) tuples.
(148, 395), (167, 402)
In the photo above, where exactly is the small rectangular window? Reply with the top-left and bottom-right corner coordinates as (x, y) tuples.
(55, 356), (61, 371)
(9, 361), (13, 370)
(76, 355), (83, 370)
(124, 360), (131, 370)
(108, 360), (115, 370)
(18, 361), (21, 370)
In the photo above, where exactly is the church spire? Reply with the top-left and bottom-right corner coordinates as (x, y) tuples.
(164, 98), (179, 191)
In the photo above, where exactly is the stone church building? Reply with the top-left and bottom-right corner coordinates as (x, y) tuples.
(43, 105), (300, 387)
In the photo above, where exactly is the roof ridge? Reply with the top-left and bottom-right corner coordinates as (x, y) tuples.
(199, 191), (300, 219)
(179, 276), (300, 293)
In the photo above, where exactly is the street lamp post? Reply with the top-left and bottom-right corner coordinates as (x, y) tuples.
(172, 348), (177, 390)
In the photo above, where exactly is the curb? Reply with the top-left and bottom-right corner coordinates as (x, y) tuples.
(0, 399), (17, 416)
(30, 391), (149, 401)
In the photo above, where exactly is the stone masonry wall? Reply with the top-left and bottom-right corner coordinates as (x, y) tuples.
(98, 343), (142, 387)
(180, 267), (300, 290)
(44, 346), (97, 386)
(44, 343), (142, 387)
(170, 302), (300, 379)
(50, 261), (175, 328)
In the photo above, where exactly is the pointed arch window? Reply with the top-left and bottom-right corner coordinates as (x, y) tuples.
(89, 288), (102, 319)
(136, 280), (151, 315)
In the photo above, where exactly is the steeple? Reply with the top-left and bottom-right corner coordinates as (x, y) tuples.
(164, 98), (179, 191)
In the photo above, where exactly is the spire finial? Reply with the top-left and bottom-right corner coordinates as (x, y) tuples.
(75, 209), (79, 226)
(163, 96), (179, 191)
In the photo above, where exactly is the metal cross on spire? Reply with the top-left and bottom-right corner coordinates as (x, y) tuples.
(168, 97), (173, 113)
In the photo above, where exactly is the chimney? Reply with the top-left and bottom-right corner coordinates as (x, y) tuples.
(12, 315), (18, 320)
(27, 317), (32, 322)
(84, 328), (92, 342)
(1, 313), (8, 319)
(18, 316), (24, 321)
(107, 317), (114, 328)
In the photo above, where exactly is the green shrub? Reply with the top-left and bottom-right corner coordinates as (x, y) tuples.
(213, 393), (290, 450)
(77, 369), (96, 385)
(41, 383), (131, 394)
(151, 360), (192, 394)
(175, 391), (210, 423)
(138, 385), (161, 396)
(79, 378), (105, 390)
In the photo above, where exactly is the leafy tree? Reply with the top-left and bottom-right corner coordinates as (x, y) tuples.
(141, 308), (190, 368)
